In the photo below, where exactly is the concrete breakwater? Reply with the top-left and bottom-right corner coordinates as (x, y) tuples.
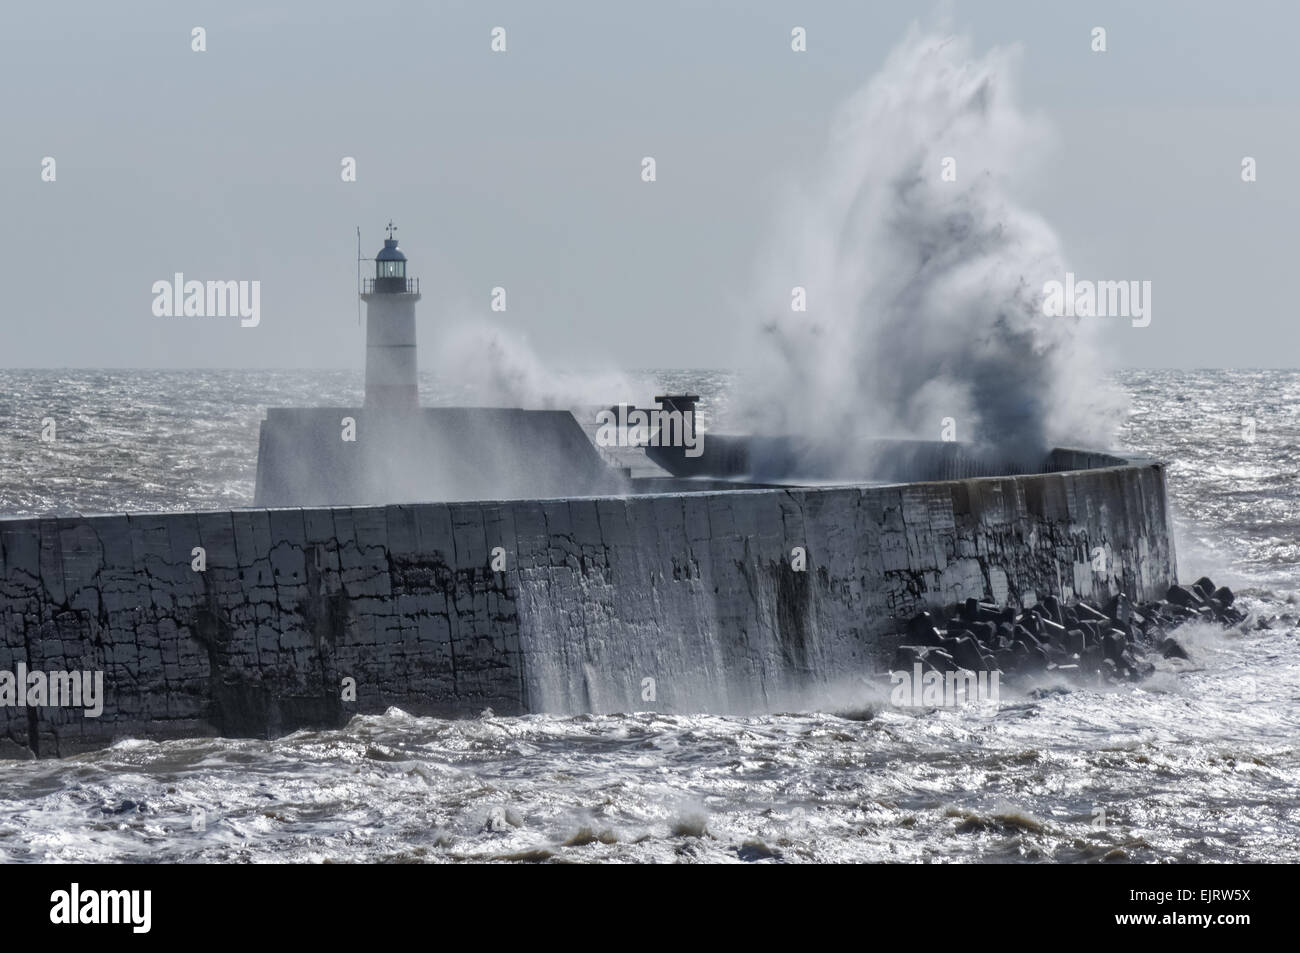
(0, 453), (1175, 757)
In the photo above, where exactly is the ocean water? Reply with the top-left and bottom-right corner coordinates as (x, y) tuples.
(0, 368), (1296, 863)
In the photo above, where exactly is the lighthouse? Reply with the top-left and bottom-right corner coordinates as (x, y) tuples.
(254, 219), (627, 507)
(361, 222), (422, 408)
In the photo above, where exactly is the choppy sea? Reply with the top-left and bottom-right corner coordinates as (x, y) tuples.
(0, 368), (1296, 863)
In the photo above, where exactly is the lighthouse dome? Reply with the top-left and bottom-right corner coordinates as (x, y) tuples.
(376, 238), (406, 262)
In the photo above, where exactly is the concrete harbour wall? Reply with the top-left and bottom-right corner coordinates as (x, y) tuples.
(0, 458), (1176, 757)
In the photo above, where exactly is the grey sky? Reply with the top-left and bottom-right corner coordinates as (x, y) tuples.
(1, 0), (1296, 370)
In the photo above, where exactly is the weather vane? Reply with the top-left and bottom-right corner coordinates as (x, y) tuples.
(386, 220), (397, 240)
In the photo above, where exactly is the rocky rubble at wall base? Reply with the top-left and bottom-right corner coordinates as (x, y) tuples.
(894, 576), (1250, 686)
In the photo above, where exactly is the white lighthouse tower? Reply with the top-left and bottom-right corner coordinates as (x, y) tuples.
(360, 222), (422, 408)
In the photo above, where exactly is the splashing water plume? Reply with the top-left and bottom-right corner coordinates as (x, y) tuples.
(736, 27), (1122, 472)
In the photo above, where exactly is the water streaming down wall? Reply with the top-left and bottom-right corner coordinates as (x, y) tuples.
(514, 490), (871, 714)
(0, 447), (1175, 757)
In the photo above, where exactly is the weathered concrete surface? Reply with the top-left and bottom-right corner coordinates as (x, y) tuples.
(0, 458), (1176, 757)
(254, 407), (626, 507)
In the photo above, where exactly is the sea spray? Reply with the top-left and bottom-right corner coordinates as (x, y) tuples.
(734, 25), (1124, 473)
(430, 322), (637, 410)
